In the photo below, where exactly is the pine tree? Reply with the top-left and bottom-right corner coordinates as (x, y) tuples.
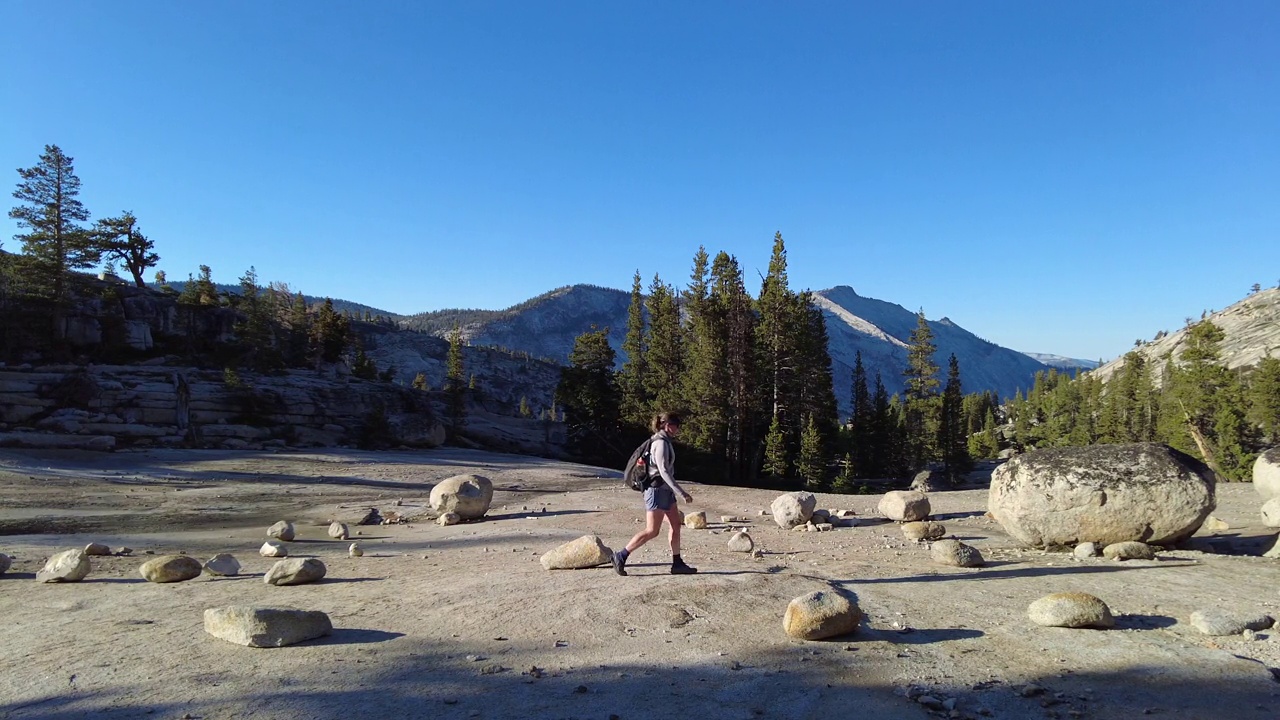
(756, 232), (796, 422)
(445, 324), (466, 438)
(643, 275), (684, 414)
(711, 252), (759, 484)
(617, 270), (650, 427)
(519, 395), (532, 418)
(236, 266), (278, 370)
(681, 247), (728, 462)
(762, 413), (789, 479)
(796, 415), (827, 491)
(312, 298), (349, 363)
(93, 211), (158, 288)
(902, 310), (941, 472)
(1160, 321), (1254, 479)
(557, 326), (621, 463)
(9, 144), (99, 300)
(833, 452), (857, 493)
(938, 354), (971, 481)
(286, 292), (311, 366)
(1248, 356), (1280, 446)
(850, 351), (873, 478)
(868, 372), (893, 478)
(412, 372), (428, 391)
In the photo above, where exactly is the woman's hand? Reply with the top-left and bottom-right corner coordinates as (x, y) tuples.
(681, 491), (692, 503)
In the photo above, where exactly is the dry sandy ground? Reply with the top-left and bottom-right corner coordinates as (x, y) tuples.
(1, 447), (1279, 720)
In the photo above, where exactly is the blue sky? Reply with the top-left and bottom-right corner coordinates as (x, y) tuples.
(2, 2), (1277, 362)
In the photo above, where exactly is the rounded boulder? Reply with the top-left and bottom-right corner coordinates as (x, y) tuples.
(1028, 592), (1115, 629)
(140, 555), (203, 583)
(37, 549), (90, 583)
(429, 474), (494, 520)
(783, 589), (862, 640)
(1254, 448), (1280, 500)
(540, 535), (612, 570)
(989, 443), (1215, 548)
(264, 558), (327, 586)
(771, 491), (817, 529)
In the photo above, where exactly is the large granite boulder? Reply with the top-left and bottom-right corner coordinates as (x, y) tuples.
(540, 535), (613, 570)
(783, 589), (862, 640)
(139, 555), (203, 583)
(989, 443), (1215, 547)
(878, 490), (930, 522)
(429, 474), (494, 520)
(771, 492), (817, 529)
(1255, 448), (1280, 500)
(204, 606), (332, 648)
(37, 549), (91, 583)
(264, 558), (327, 586)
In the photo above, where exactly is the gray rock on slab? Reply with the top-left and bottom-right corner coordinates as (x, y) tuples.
(37, 549), (90, 583)
(727, 531), (754, 553)
(1194, 608), (1274, 636)
(348, 543), (363, 557)
(540, 535), (612, 570)
(1028, 592), (1115, 629)
(1188, 610), (1274, 636)
(436, 512), (460, 527)
(1261, 498), (1280, 528)
(139, 555), (203, 583)
(910, 469), (947, 493)
(930, 539), (984, 567)
(1254, 448), (1280, 500)
(878, 490), (931, 522)
(260, 541), (288, 557)
(264, 558), (327, 586)
(328, 522), (349, 539)
(204, 553), (241, 577)
(685, 511), (708, 529)
(771, 492), (817, 529)
(902, 521), (946, 542)
(1073, 542), (1100, 559)
(83, 542), (112, 556)
(1102, 541), (1156, 561)
(0, 552), (10, 575)
(429, 474), (494, 520)
(783, 588), (863, 640)
(267, 521), (295, 542)
(989, 443), (1215, 547)
(1201, 515), (1230, 533)
(203, 606), (333, 648)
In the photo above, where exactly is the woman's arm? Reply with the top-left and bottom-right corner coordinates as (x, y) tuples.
(650, 437), (688, 497)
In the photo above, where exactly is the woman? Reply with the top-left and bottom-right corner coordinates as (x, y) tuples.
(612, 412), (697, 576)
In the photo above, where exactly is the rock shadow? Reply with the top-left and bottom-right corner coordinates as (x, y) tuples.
(316, 628), (406, 645)
(1115, 614), (1178, 630)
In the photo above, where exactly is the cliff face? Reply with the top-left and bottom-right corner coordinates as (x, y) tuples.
(1091, 287), (1280, 385)
(0, 364), (445, 451)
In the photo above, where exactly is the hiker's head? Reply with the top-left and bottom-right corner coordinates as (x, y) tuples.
(653, 412), (683, 433)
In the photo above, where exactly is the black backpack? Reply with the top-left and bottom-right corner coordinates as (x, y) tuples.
(623, 435), (657, 491)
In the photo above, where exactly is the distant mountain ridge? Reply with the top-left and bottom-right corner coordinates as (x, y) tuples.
(397, 282), (1052, 415)
(1021, 353), (1101, 371)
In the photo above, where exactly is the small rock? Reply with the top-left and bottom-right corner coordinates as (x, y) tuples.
(783, 588), (862, 640)
(930, 539), (984, 567)
(685, 511), (708, 530)
(917, 695), (944, 710)
(83, 542), (112, 556)
(721, 515), (746, 523)
(139, 555), (203, 583)
(114, 547), (133, 556)
(264, 558), (327, 586)
(1188, 610), (1274, 636)
(1102, 541), (1156, 561)
(1028, 592), (1115, 629)
(349, 543), (363, 557)
(902, 521), (946, 542)
(260, 541), (288, 557)
(1202, 515), (1230, 533)
(328, 522), (349, 540)
(267, 520), (295, 542)
(203, 606), (332, 647)
(204, 553), (241, 577)
(1073, 542), (1100, 559)
(437, 512), (461, 527)
(814, 523), (833, 532)
(1020, 684), (1046, 698)
(727, 531), (754, 553)
(36, 549), (90, 583)
(0, 553), (11, 575)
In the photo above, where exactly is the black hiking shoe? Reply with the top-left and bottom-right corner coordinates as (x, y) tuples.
(612, 552), (628, 576)
(670, 559), (698, 575)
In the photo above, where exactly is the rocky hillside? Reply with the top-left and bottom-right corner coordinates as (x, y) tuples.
(401, 283), (1050, 413)
(1091, 286), (1280, 385)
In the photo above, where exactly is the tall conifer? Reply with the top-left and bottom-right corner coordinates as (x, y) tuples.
(617, 270), (649, 427)
(902, 310), (941, 472)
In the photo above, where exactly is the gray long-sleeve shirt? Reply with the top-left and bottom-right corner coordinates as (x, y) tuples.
(648, 430), (686, 496)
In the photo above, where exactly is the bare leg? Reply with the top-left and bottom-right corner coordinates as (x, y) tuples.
(664, 503), (682, 555)
(626, 509), (666, 553)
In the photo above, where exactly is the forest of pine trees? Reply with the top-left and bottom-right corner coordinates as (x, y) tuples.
(1005, 319), (1280, 480)
(556, 234), (986, 492)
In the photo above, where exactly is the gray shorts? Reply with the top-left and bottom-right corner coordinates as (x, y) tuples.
(644, 484), (676, 511)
